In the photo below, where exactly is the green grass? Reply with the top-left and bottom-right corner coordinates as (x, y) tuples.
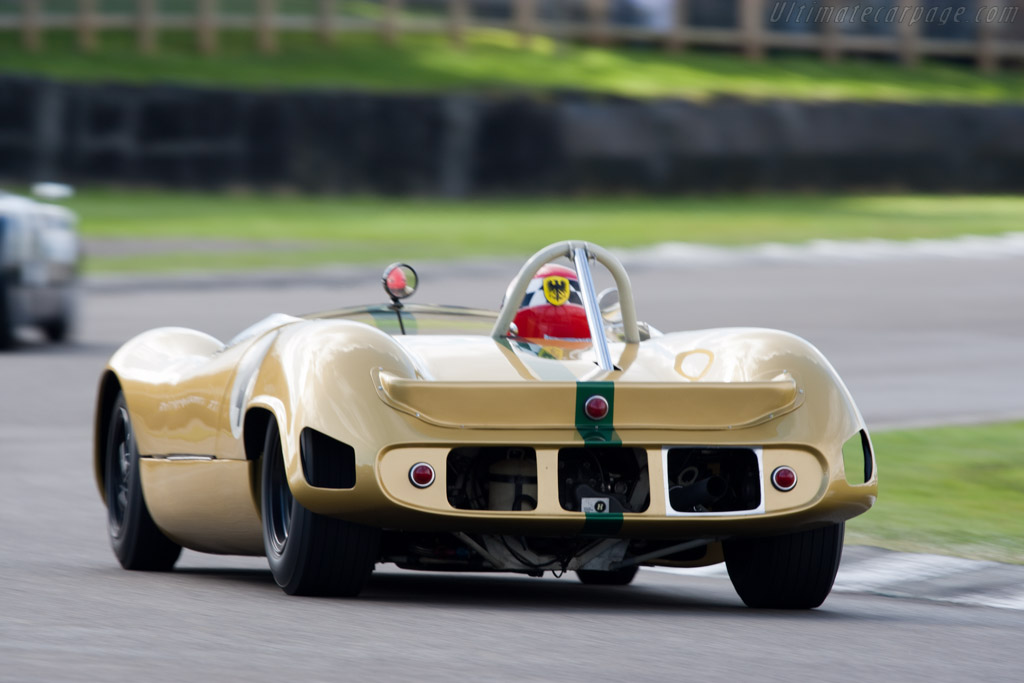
(3, 28), (1024, 103)
(848, 421), (1024, 564)
(64, 190), (1024, 272)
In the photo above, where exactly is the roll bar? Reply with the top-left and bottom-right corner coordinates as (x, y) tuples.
(491, 241), (640, 370)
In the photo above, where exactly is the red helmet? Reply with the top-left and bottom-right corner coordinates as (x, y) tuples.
(511, 264), (590, 342)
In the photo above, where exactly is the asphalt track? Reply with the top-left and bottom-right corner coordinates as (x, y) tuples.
(2, 252), (1023, 682)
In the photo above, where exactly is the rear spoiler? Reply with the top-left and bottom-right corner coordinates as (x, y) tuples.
(372, 369), (803, 431)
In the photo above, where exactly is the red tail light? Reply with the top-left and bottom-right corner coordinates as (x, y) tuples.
(771, 466), (797, 491)
(409, 463), (435, 488)
(584, 395), (609, 421)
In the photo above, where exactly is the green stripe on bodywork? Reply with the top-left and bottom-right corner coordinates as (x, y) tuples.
(575, 381), (620, 445)
(576, 381), (623, 534)
(583, 511), (624, 535)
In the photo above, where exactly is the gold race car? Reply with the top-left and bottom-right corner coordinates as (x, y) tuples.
(94, 241), (876, 608)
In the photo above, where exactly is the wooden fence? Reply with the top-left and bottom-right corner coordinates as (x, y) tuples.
(2, 1), (1022, 71)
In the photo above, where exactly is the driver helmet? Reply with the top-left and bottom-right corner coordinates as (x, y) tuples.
(511, 264), (590, 343)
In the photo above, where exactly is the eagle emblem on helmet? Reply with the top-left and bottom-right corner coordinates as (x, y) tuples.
(542, 276), (571, 306)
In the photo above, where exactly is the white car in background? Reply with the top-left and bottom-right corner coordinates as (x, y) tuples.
(0, 185), (80, 349)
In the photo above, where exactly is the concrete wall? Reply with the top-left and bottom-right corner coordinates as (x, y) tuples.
(2, 76), (1022, 194)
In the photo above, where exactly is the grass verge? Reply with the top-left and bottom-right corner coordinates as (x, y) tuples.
(848, 421), (1024, 564)
(62, 190), (1024, 272)
(2, 29), (1024, 104)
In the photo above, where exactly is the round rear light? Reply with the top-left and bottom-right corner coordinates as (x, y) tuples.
(409, 462), (435, 488)
(584, 395), (609, 421)
(771, 466), (797, 492)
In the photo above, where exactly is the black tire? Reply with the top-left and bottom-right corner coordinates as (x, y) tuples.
(576, 565), (639, 586)
(724, 523), (845, 609)
(0, 280), (14, 350)
(104, 393), (182, 570)
(42, 285), (77, 343)
(261, 419), (379, 596)
(42, 316), (69, 343)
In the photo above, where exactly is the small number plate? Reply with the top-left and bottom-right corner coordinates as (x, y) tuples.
(581, 497), (611, 514)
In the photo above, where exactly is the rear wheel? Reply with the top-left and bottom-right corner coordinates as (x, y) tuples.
(42, 285), (76, 343)
(576, 566), (639, 586)
(42, 317), (69, 343)
(42, 312), (70, 343)
(261, 419), (379, 596)
(724, 523), (844, 609)
(0, 280), (14, 349)
(104, 393), (182, 570)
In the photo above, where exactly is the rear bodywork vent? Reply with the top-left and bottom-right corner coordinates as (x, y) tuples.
(557, 447), (650, 513)
(447, 447), (538, 511)
(842, 430), (873, 484)
(300, 428), (356, 489)
(664, 447), (762, 514)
